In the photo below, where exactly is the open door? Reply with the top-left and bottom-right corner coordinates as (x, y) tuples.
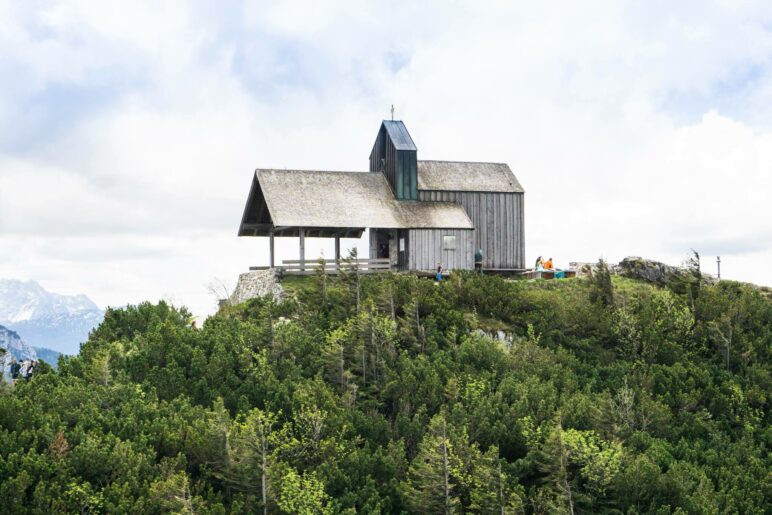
(397, 229), (409, 270)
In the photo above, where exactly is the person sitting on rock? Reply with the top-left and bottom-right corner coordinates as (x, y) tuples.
(544, 258), (554, 270)
(535, 256), (544, 270)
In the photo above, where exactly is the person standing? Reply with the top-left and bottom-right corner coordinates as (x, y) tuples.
(10, 358), (21, 382)
(474, 248), (484, 274)
(19, 359), (29, 381)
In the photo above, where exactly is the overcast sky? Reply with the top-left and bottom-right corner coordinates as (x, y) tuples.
(1, 1), (771, 316)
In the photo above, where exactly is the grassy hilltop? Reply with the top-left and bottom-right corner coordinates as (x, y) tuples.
(0, 269), (770, 513)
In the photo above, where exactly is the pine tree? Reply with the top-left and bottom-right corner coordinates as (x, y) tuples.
(536, 414), (576, 515)
(590, 258), (615, 308)
(339, 248), (362, 313)
(218, 408), (285, 514)
(404, 414), (460, 514)
(469, 445), (524, 514)
(400, 280), (429, 353)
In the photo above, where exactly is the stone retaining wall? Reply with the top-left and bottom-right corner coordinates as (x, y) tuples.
(229, 269), (284, 305)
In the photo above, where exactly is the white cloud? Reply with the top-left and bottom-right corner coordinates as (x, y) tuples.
(0, 0), (771, 316)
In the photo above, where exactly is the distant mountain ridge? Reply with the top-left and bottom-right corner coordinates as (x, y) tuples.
(0, 324), (36, 361)
(0, 279), (99, 323)
(33, 346), (62, 368)
(0, 279), (103, 356)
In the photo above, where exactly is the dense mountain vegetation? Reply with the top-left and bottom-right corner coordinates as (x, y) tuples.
(0, 267), (769, 513)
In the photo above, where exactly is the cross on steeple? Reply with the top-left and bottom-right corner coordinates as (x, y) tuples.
(390, 104), (394, 121)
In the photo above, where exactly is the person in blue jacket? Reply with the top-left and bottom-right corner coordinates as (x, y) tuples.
(474, 249), (484, 274)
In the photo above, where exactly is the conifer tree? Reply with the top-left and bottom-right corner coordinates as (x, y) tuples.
(404, 414), (460, 514)
(536, 414), (576, 515)
(400, 279), (429, 353)
(590, 258), (615, 308)
(339, 248), (362, 313)
(468, 445), (524, 514)
(218, 408), (285, 514)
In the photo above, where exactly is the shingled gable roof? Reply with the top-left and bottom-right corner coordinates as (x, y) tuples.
(238, 169), (473, 237)
(417, 160), (524, 193)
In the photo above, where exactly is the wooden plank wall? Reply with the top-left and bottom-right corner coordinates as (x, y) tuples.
(418, 190), (525, 269)
(407, 229), (474, 271)
(370, 127), (395, 191)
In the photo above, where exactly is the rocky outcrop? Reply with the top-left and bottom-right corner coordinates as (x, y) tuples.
(0, 324), (37, 361)
(570, 257), (712, 286)
(615, 257), (689, 285)
(229, 269), (284, 305)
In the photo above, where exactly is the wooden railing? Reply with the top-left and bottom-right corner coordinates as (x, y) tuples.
(254, 258), (392, 276)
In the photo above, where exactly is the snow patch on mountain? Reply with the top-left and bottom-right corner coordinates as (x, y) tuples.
(0, 279), (99, 323)
(0, 279), (104, 355)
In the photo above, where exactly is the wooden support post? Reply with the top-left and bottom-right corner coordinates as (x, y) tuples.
(299, 228), (305, 271)
(269, 230), (275, 268)
(335, 235), (341, 262)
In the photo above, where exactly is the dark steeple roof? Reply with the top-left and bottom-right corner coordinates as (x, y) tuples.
(380, 120), (416, 151)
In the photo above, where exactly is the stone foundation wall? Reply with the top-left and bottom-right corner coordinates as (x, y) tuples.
(229, 269), (284, 305)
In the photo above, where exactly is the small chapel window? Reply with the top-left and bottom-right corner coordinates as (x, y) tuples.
(443, 235), (457, 250)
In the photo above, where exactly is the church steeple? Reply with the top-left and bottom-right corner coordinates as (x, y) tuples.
(369, 120), (418, 200)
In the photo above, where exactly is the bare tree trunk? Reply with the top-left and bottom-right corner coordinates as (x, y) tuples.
(339, 344), (345, 393)
(713, 321), (733, 372)
(499, 460), (505, 515)
(356, 268), (361, 313)
(268, 301), (274, 350)
(261, 432), (268, 515)
(371, 319), (378, 382)
(442, 420), (451, 515)
(415, 301), (424, 353)
(322, 265), (327, 303)
(557, 426), (575, 515)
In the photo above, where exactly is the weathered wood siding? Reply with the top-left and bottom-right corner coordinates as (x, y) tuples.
(418, 190), (524, 269)
(407, 229), (474, 271)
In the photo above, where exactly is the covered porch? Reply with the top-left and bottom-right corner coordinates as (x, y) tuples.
(239, 223), (365, 269)
(238, 168), (474, 272)
(240, 224), (389, 275)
